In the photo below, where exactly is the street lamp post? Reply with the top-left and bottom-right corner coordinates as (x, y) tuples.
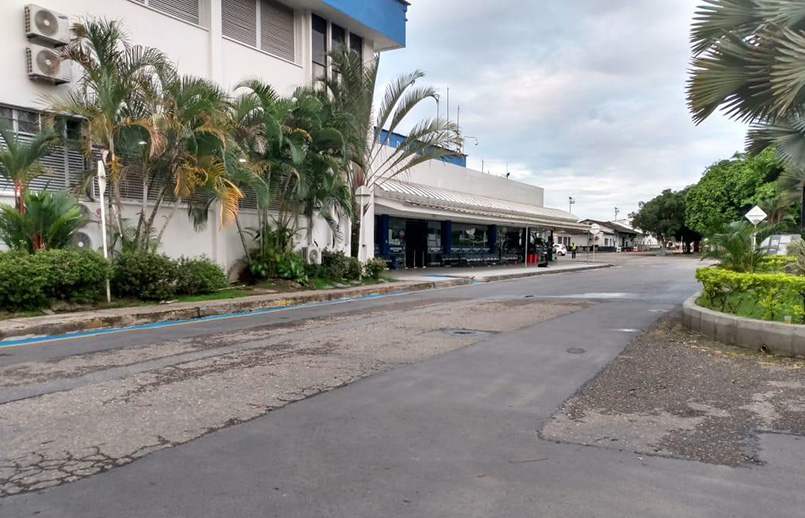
(568, 196), (575, 214)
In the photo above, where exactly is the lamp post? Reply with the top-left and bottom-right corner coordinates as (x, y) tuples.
(97, 154), (111, 303)
(568, 196), (575, 214)
(355, 185), (372, 262)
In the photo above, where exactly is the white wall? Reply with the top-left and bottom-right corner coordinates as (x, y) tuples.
(378, 147), (545, 207)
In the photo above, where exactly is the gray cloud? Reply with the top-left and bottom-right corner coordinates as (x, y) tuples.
(376, 0), (746, 220)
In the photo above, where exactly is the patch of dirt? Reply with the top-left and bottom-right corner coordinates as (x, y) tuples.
(542, 311), (805, 467)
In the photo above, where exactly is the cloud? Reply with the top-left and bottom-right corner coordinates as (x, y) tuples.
(375, 0), (747, 220)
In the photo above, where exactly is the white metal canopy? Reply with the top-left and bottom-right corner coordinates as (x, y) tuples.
(374, 179), (590, 232)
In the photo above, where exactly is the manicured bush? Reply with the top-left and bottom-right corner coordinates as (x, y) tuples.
(35, 249), (111, 304)
(112, 252), (178, 301)
(344, 256), (362, 281)
(176, 256), (228, 295)
(757, 255), (797, 273)
(364, 258), (387, 280)
(0, 252), (50, 311)
(696, 266), (805, 322)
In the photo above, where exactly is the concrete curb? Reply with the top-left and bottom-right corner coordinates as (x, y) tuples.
(682, 293), (805, 358)
(0, 278), (471, 341)
(473, 263), (613, 282)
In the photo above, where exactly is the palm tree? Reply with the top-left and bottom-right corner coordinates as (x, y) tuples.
(0, 191), (84, 251)
(323, 47), (462, 258)
(702, 220), (766, 272)
(688, 1), (805, 227)
(0, 126), (59, 213)
(49, 18), (167, 236)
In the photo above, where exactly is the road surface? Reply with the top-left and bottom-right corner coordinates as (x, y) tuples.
(3, 255), (804, 517)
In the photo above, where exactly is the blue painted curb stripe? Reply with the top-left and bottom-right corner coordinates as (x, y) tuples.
(0, 290), (409, 348)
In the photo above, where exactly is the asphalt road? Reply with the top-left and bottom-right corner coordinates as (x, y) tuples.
(4, 255), (804, 517)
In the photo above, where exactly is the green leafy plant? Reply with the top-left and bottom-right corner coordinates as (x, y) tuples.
(696, 267), (805, 322)
(702, 220), (766, 272)
(363, 258), (387, 280)
(0, 191), (84, 252)
(0, 126), (59, 212)
(321, 250), (361, 281)
(35, 249), (111, 304)
(276, 252), (308, 284)
(111, 252), (178, 301)
(0, 252), (51, 311)
(175, 256), (229, 295)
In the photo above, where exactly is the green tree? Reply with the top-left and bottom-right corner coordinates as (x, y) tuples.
(684, 148), (782, 235)
(0, 191), (84, 252)
(687, 1), (805, 227)
(631, 189), (699, 252)
(324, 47), (462, 258)
(0, 126), (59, 213)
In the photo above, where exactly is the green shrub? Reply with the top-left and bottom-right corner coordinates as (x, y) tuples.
(0, 252), (50, 311)
(696, 266), (805, 322)
(321, 250), (362, 281)
(757, 255), (797, 273)
(112, 252), (178, 301)
(364, 258), (387, 280)
(176, 256), (228, 295)
(276, 252), (308, 284)
(35, 249), (111, 304)
(249, 249), (280, 280)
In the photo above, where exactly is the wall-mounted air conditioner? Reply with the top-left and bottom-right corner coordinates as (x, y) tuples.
(25, 4), (70, 46)
(301, 246), (322, 265)
(27, 43), (70, 84)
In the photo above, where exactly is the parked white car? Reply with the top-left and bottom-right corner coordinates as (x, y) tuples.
(553, 243), (567, 256)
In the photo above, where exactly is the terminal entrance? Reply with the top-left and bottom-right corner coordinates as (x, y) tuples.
(375, 215), (553, 269)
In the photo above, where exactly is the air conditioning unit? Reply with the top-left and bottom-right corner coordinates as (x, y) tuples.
(301, 246), (322, 265)
(25, 5), (70, 46)
(27, 43), (70, 84)
(73, 231), (94, 251)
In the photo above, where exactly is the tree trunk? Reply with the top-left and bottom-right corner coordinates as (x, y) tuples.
(235, 214), (251, 265)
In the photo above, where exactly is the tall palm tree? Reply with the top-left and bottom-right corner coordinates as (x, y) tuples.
(49, 18), (167, 235)
(0, 126), (59, 213)
(323, 47), (462, 258)
(688, 1), (805, 227)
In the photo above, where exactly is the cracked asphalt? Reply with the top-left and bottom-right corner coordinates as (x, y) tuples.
(3, 254), (805, 518)
(0, 296), (585, 497)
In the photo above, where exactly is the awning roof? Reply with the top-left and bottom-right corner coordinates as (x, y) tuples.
(374, 179), (591, 232)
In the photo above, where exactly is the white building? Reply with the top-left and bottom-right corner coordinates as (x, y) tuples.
(359, 131), (589, 268)
(0, 0), (406, 272)
(1, 1), (585, 272)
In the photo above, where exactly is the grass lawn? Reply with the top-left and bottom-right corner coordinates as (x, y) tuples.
(698, 291), (805, 324)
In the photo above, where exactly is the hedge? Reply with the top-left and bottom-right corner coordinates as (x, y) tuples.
(696, 266), (805, 322)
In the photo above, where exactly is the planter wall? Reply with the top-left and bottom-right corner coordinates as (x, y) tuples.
(682, 294), (805, 358)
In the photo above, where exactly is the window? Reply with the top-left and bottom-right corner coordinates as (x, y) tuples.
(260, 0), (295, 62)
(427, 221), (441, 250)
(349, 33), (363, 62)
(223, 0), (296, 61)
(388, 218), (405, 248)
(223, 0), (257, 45)
(312, 14), (327, 81)
(452, 224), (488, 249)
(331, 23), (346, 50)
(134, 0), (200, 25)
(0, 106), (87, 194)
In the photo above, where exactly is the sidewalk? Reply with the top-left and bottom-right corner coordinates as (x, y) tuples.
(0, 260), (613, 341)
(390, 260), (613, 282)
(0, 278), (469, 342)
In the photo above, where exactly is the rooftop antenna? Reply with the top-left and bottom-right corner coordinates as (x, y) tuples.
(481, 159), (484, 173)
(446, 87), (450, 123)
(614, 207), (620, 220)
(505, 162), (510, 178)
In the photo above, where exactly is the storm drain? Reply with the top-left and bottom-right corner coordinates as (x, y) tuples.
(441, 329), (495, 337)
(566, 348), (586, 355)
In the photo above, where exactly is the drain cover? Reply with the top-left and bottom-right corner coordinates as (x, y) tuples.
(442, 329), (492, 337)
(566, 348), (586, 354)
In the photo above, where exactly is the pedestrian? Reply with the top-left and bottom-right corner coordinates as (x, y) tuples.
(570, 242), (577, 259)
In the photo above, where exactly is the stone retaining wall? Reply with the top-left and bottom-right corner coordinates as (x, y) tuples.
(682, 294), (805, 358)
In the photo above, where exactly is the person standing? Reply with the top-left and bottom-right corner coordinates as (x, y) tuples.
(570, 242), (577, 259)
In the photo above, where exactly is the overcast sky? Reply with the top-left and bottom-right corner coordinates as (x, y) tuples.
(374, 0), (747, 221)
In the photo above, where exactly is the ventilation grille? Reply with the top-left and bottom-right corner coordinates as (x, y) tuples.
(261, 0), (294, 61)
(223, 0), (257, 46)
(149, 0), (200, 25)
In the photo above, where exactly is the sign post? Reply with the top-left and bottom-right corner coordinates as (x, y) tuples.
(745, 206), (767, 271)
(589, 223), (601, 263)
(97, 157), (111, 303)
